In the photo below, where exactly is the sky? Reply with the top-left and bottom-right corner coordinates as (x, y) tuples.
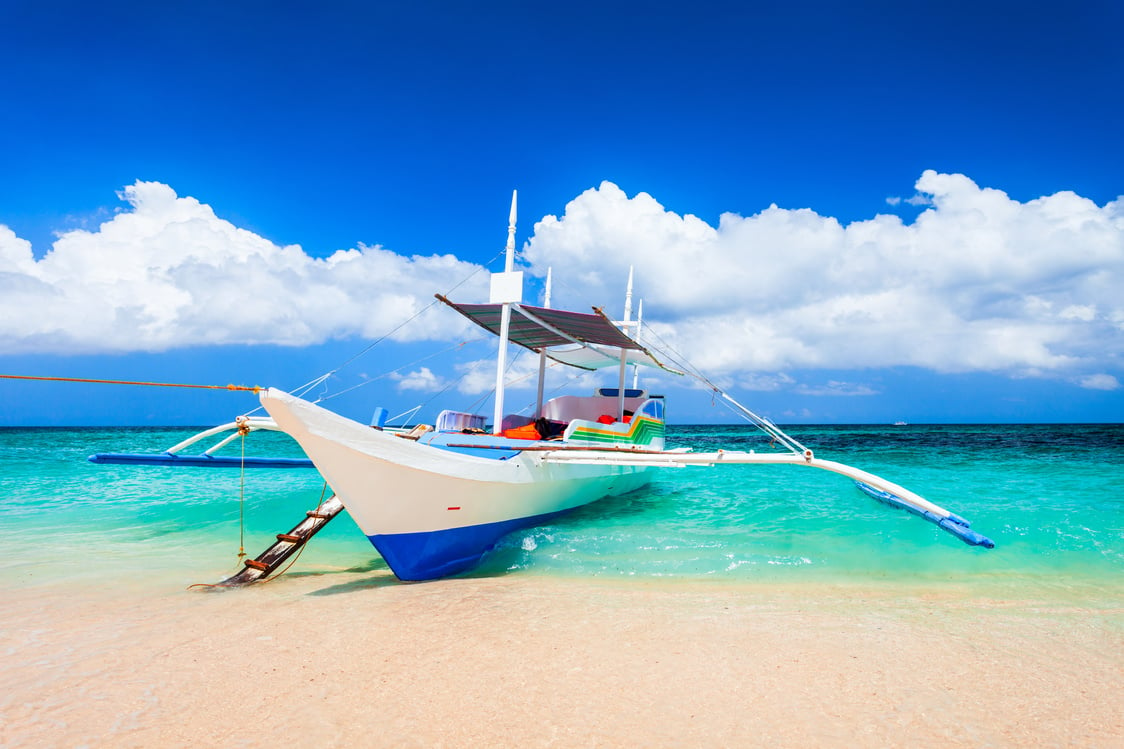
(1, 0), (1122, 426)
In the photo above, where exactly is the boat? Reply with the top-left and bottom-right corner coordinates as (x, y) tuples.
(254, 192), (995, 581)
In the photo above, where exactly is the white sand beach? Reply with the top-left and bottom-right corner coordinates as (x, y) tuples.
(3, 572), (1122, 748)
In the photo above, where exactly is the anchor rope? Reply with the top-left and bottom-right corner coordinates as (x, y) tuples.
(259, 482), (332, 583)
(188, 481), (333, 590)
(237, 425), (249, 562)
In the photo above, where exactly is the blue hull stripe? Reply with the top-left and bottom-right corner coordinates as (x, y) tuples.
(368, 508), (572, 581)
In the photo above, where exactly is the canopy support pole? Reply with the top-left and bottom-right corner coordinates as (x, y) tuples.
(535, 268), (552, 418)
(617, 268), (634, 420)
(632, 299), (643, 390)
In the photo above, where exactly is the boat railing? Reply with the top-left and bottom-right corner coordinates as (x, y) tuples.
(542, 394), (648, 424)
(435, 410), (487, 432)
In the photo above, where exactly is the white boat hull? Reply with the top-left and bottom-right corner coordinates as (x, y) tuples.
(261, 388), (653, 579)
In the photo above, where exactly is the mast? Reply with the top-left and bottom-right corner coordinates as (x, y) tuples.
(617, 267), (634, 420)
(491, 190), (522, 434)
(535, 267), (552, 417)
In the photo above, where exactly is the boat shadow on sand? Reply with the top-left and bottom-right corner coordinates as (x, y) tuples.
(257, 558), (403, 595)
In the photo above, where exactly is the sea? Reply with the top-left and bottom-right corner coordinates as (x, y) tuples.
(1, 423), (1121, 596)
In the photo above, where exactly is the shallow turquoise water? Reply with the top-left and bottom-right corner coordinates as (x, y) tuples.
(1, 424), (1121, 590)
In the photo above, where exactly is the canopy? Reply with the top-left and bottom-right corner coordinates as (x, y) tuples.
(545, 344), (680, 372)
(437, 295), (679, 373)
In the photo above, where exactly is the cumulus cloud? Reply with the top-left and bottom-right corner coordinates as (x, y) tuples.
(455, 352), (552, 396)
(793, 381), (880, 397)
(0, 181), (488, 353)
(3, 174), (1122, 393)
(393, 367), (447, 391)
(1075, 374), (1120, 391)
(736, 372), (796, 392)
(523, 173), (1124, 387)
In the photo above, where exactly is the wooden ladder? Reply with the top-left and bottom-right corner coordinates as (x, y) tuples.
(219, 494), (345, 586)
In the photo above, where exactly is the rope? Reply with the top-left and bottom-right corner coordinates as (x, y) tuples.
(386, 404), (423, 425)
(237, 427), (248, 562)
(637, 322), (808, 455)
(188, 482), (333, 591)
(316, 338), (481, 403)
(0, 374), (261, 392)
(257, 482), (332, 583)
(465, 346), (528, 414)
(308, 245), (507, 392)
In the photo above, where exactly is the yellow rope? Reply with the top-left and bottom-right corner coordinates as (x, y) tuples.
(229, 482), (332, 587)
(237, 430), (247, 562)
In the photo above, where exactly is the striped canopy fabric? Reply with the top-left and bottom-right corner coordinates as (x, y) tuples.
(436, 295), (677, 372)
(438, 296), (642, 350)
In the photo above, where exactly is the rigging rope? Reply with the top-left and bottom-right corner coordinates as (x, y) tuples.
(386, 404), (423, 425)
(0, 374), (261, 392)
(637, 323), (810, 456)
(316, 338), (481, 403)
(227, 245), (510, 420)
(465, 346), (532, 414)
(303, 246), (508, 394)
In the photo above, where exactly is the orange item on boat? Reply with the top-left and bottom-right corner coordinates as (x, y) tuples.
(501, 422), (542, 440)
(596, 414), (615, 424)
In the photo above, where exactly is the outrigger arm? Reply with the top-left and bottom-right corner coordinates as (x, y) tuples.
(88, 417), (314, 468)
(538, 447), (995, 548)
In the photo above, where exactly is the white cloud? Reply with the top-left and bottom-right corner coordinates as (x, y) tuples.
(1075, 374), (1120, 391)
(1059, 305), (1096, 322)
(3, 174), (1122, 392)
(793, 380), (880, 397)
(0, 181), (488, 353)
(455, 352), (554, 396)
(393, 367), (447, 392)
(736, 372), (796, 392)
(452, 354), (606, 416)
(523, 173), (1124, 386)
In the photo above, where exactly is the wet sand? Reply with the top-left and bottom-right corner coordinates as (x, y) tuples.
(2, 571), (1122, 748)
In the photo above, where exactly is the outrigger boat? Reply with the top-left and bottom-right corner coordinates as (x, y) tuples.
(249, 192), (993, 581)
(81, 191), (993, 582)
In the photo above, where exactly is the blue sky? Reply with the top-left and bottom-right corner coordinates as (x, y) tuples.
(1, 0), (1122, 425)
